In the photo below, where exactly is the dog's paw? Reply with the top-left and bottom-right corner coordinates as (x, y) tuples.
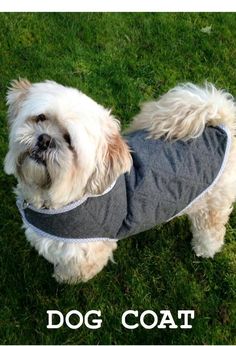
(53, 260), (104, 284)
(52, 242), (117, 284)
(191, 238), (223, 258)
(53, 263), (83, 284)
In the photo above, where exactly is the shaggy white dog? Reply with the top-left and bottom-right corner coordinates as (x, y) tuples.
(4, 79), (236, 283)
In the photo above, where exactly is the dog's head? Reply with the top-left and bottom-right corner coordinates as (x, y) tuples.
(4, 79), (132, 207)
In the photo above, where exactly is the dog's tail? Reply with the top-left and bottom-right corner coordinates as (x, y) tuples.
(130, 83), (236, 140)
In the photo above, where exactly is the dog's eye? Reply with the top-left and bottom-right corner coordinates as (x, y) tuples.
(63, 133), (71, 146)
(36, 114), (46, 122)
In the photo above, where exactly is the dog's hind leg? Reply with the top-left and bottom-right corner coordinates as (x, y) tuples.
(188, 205), (232, 258)
(187, 139), (236, 258)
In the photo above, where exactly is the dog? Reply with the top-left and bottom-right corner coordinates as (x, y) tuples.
(4, 79), (236, 283)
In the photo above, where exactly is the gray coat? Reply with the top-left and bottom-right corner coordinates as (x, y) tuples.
(17, 126), (230, 242)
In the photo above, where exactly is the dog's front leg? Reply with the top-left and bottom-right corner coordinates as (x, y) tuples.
(25, 228), (117, 283)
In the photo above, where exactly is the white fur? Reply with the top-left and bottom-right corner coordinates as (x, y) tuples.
(4, 80), (236, 283)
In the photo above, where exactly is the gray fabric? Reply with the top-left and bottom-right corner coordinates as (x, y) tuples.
(18, 126), (228, 241)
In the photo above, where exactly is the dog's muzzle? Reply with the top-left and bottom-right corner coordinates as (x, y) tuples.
(37, 133), (56, 150)
(29, 134), (56, 165)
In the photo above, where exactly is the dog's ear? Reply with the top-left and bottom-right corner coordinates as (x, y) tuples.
(7, 78), (31, 125)
(105, 130), (132, 185)
(87, 116), (132, 194)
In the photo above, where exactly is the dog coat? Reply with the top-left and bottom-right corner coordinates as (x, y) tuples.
(17, 126), (231, 243)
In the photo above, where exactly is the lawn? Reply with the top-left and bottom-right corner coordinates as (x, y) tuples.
(0, 13), (236, 345)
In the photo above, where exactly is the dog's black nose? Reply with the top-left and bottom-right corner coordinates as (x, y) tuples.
(37, 133), (52, 150)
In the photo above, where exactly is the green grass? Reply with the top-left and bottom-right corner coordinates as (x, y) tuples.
(0, 13), (236, 345)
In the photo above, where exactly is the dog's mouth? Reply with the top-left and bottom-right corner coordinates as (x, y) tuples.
(17, 148), (53, 189)
(16, 133), (67, 189)
(29, 137), (56, 166)
(29, 150), (46, 166)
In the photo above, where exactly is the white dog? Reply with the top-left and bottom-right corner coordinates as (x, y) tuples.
(4, 79), (236, 283)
